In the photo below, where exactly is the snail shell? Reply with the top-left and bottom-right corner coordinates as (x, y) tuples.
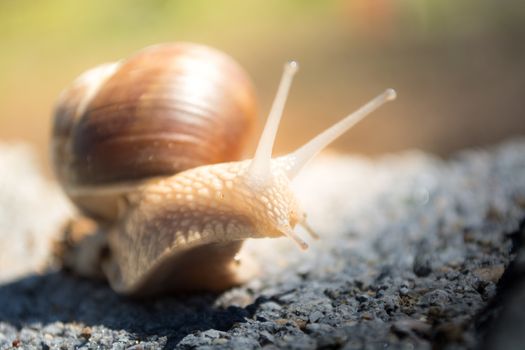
(52, 43), (257, 221)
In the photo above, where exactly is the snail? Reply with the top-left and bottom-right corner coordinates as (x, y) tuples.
(51, 42), (396, 296)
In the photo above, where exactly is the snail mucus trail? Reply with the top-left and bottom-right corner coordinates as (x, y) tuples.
(55, 45), (396, 296)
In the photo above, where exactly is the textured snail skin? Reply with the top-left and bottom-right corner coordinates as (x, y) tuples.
(105, 160), (300, 295)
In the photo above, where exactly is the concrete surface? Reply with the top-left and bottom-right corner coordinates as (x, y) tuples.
(0, 139), (524, 349)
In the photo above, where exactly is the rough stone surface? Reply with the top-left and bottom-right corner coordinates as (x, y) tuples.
(0, 139), (525, 349)
(0, 144), (71, 283)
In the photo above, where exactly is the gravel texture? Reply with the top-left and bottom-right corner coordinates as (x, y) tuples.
(1, 139), (525, 349)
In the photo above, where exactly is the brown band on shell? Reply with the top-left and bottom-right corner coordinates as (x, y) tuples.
(53, 43), (257, 187)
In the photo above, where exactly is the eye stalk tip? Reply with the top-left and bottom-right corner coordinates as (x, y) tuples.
(285, 61), (299, 75)
(385, 88), (397, 101)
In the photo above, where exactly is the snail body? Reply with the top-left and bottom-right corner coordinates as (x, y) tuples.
(52, 42), (396, 295)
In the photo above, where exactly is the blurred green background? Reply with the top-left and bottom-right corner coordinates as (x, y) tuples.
(1, 0), (524, 176)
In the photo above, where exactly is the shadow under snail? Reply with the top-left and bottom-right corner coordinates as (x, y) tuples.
(51, 42), (396, 296)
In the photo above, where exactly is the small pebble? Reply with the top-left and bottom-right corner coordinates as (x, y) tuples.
(474, 265), (505, 283)
(399, 287), (410, 296)
(309, 311), (323, 323)
(356, 295), (369, 303)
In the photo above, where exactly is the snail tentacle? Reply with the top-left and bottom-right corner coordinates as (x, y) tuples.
(248, 61), (299, 183)
(284, 88), (397, 179)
